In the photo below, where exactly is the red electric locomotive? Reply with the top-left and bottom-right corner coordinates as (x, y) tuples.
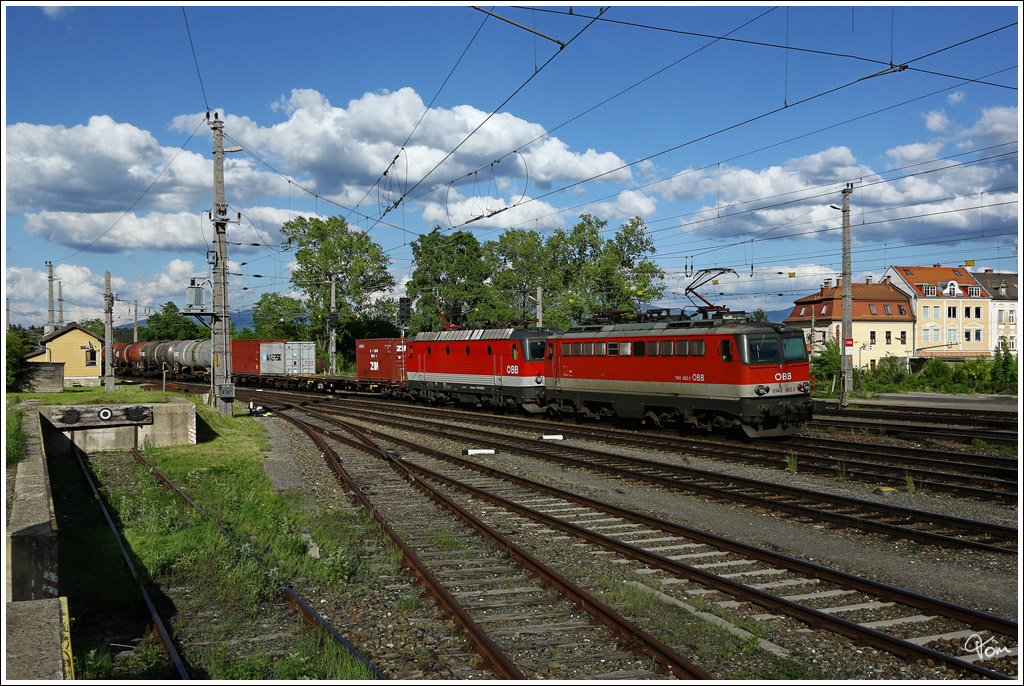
(404, 327), (556, 412)
(544, 311), (818, 437)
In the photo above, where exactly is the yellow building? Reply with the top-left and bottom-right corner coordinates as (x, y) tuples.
(882, 265), (992, 361)
(24, 323), (105, 387)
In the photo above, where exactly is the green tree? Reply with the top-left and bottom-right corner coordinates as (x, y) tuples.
(992, 337), (1017, 387)
(252, 292), (308, 340)
(752, 308), (769, 322)
(810, 339), (841, 390)
(407, 228), (495, 332)
(139, 302), (204, 341)
(78, 318), (106, 337)
(484, 228), (552, 325)
(544, 214), (665, 329)
(6, 329), (33, 390)
(281, 215), (395, 350)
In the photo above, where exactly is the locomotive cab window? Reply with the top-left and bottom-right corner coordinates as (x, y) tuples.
(691, 340), (705, 356)
(512, 344), (519, 361)
(527, 340), (546, 361)
(562, 342), (572, 356)
(645, 340), (659, 356)
(572, 342), (583, 356)
(675, 340), (689, 356)
(719, 340), (732, 362)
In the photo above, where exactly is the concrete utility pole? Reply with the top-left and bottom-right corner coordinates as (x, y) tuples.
(840, 184), (853, 398)
(104, 271), (114, 392)
(536, 286), (543, 327)
(133, 300), (138, 343)
(58, 281), (64, 328)
(209, 112), (235, 416)
(46, 261), (54, 334)
(329, 275), (338, 376)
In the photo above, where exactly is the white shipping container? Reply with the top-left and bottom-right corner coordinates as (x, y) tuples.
(260, 342), (286, 375)
(285, 342), (317, 375)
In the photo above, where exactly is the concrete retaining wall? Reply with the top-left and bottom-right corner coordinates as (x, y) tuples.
(43, 397), (197, 452)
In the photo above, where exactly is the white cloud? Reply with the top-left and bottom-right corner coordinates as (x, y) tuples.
(884, 141), (945, 165)
(583, 190), (657, 221)
(947, 91), (966, 105)
(922, 110), (950, 134)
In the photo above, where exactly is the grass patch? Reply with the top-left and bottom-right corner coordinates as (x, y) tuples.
(67, 397), (387, 679)
(6, 408), (26, 469)
(785, 452), (798, 473)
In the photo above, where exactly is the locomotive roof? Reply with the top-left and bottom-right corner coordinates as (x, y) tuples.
(552, 313), (793, 338)
(412, 327), (558, 342)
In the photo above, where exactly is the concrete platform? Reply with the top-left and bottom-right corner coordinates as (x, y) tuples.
(826, 392), (1018, 414)
(5, 598), (74, 680)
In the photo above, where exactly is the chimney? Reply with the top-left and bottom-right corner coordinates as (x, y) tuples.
(999, 282), (1007, 297)
(823, 278), (832, 289)
(881, 275), (890, 284)
(865, 275), (873, 285)
(985, 269), (994, 273)
(933, 263), (941, 268)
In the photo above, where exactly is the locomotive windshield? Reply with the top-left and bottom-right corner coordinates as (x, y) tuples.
(526, 339), (547, 361)
(737, 332), (808, 364)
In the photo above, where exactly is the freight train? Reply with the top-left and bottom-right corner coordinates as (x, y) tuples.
(111, 310), (820, 437)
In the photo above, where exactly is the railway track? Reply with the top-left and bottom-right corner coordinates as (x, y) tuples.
(289, 397), (1017, 554)
(342, 399), (1016, 501)
(283, 401), (1018, 680)
(273, 406), (709, 680)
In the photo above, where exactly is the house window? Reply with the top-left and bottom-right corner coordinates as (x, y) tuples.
(922, 328), (931, 343)
(923, 285), (936, 296)
(1010, 336), (1017, 351)
(998, 310), (1005, 325)
(898, 305), (906, 315)
(869, 304), (877, 315)
(885, 331), (892, 345)
(821, 304), (828, 315)
(900, 331), (907, 345)
(799, 306), (806, 316)
(1010, 311), (1016, 325)
(953, 269), (962, 276)
(869, 331), (877, 345)
(965, 308), (972, 320)
(903, 268), (914, 276)
(85, 350), (97, 367)
(974, 330), (982, 342)
(968, 286), (981, 297)
(974, 307), (981, 319)
(947, 329), (957, 344)
(884, 305), (892, 315)
(947, 306), (957, 319)
(922, 305), (930, 319)
(964, 330), (971, 343)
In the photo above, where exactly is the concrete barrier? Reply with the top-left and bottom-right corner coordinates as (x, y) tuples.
(41, 396), (197, 452)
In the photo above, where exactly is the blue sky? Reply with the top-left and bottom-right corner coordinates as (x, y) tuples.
(3, 2), (1020, 329)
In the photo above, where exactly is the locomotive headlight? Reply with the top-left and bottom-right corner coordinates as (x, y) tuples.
(797, 381), (811, 393)
(755, 385), (770, 396)
(535, 374), (543, 385)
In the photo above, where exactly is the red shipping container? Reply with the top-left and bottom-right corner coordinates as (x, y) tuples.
(356, 338), (407, 385)
(232, 339), (286, 375)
